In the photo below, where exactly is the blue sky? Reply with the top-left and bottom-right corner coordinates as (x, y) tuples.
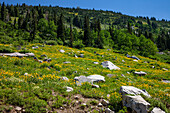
(1, 0), (170, 20)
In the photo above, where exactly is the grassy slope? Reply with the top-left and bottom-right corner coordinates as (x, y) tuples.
(0, 43), (169, 112)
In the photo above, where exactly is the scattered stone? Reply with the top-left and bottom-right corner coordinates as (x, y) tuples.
(105, 108), (114, 113)
(60, 107), (64, 110)
(74, 54), (78, 58)
(127, 72), (130, 74)
(162, 68), (168, 71)
(151, 107), (165, 113)
(107, 94), (110, 98)
(127, 54), (140, 60)
(87, 74), (105, 83)
(63, 61), (71, 64)
(133, 60), (138, 62)
(60, 77), (69, 81)
(73, 71), (78, 73)
(15, 106), (22, 111)
(162, 80), (170, 83)
(134, 71), (147, 76)
(144, 61), (148, 63)
(122, 60), (125, 62)
(120, 86), (151, 97)
(74, 76), (89, 86)
(22, 109), (26, 112)
(101, 99), (109, 106)
(34, 57), (38, 60)
(25, 53), (35, 57)
(38, 60), (43, 63)
(98, 103), (102, 107)
(59, 49), (65, 53)
(74, 96), (79, 99)
(41, 54), (47, 57)
(65, 86), (73, 92)
(107, 74), (114, 77)
(32, 46), (39, 49)
(156, 52), (164, 55)
(127, 66), (130, 68)
(43, 58), (48, 61)
(122, 95), (150, 113)
(80, 54), (84, 58)
(121, 74), (125, 77)
(101, 61), (120, 70)
(92, 84), (100, 88)
(131, 56), (140, 60)
(152, 66), (155, 68)
(24, 73), (28, 76)
(93, 62), (99, 64)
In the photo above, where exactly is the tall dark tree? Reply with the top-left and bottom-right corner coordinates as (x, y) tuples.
(14, 6), (19, 17)
(83, 16), (91, 46)
(147, 17), (151, 26)
(38, 8), (44, 20)
(127, 22), (132, 34)
(70, 23), (73, 47)
(1, 2), (7, 21)
(148, 32), (154, 42)
(9, 4), (15, 17)
(18, 16), (23, 29)
(57, 14), (65, 42)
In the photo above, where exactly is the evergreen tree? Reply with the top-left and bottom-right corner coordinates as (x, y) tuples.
(14, 6), (19, 17)
(70, 23), (73, 47)
(57, 14), (65, 42)
(148, 32), (154, 42)
(83, 16), (91, 46)
(127, 22), (132, 34)
(1, 2), (7, 21)
(38, 8), (44, 19)
(9, 4), (15, 17)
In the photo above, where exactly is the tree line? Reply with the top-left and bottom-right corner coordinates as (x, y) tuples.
(0, 2), (170, 57)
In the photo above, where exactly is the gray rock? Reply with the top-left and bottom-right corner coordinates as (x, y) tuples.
(107, 74), (114, 77)
(65, 86), (73, 92)
(131, 56), (140, 60)
(162, 68), (168, 71)
(98, 103), (102, 107)
(101, 61), (120, 70)
(32, 46), (39, 49)
(15, 106), (22, 111)
(41, 54), (47, 57)
(93, 62), (99, 64)
(162, 80), (170, 83)
(101, 99), (109, 106)
(74, 76), (89, 86)
(152, 66), (155, 68)
(38, 60), (43, 63)
(151, 107), (165, 113)
(122, 60), (125, 62)
(133, 59), (138, 62)
(92, 84), (100, 88)
(63, 61), (71, 64)
(80, 54), (84, 58)
(134, 71), (147, 76)
(122, 95), (150, 113)
(105, 108), (115, 113)
(120, 86), (151, 97)
(74, 54), (78, 58)
(59, 49), (65, 53)
(87, 74), (105, 83)
(127, 72), (130, 74)
(25, 53), (35, 57)
(60, 77), (69, 81)
(121, 74), (125, 77)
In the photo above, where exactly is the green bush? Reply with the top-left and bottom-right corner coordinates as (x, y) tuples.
(46, 40), (58, 45)
(0, 46), (14, 53)
(73, 40), (85, 49)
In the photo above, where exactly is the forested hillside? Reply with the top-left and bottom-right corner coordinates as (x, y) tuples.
(0, 2), (170, 57)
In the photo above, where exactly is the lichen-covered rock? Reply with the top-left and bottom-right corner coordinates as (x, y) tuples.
(122, 95), (150, 113)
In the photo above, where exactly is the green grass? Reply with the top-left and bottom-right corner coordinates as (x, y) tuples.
(0, 43), (169, 112)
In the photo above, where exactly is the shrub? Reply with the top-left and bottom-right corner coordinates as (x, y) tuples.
(73, 40), (85, 49)
(46, 40), (58, 45)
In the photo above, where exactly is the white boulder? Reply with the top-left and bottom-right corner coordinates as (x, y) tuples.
(101, 61), (120, 70)
(151, 107), (165, 113)
(65, 86), (73, 92)
(134, 71), (147, 75)
(59, 49), (65, 53)
(87, 74), (105, 83)
(122, 95), (150, 113)
(120, 86), (151, 97)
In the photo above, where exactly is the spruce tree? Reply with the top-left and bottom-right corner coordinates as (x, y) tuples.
(84, 16), (91, 46)
(1, 2), (7, 21)
(57, 14), (65, 42)
(14, 6), (19, 17)
(70, 23), (73, 47)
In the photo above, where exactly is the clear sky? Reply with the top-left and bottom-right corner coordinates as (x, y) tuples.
(1, 0), (170, 20)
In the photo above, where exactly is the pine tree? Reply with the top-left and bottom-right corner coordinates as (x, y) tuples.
(70, 23), (73, 47)
(14, 6), (19, 17)
(1, 2), (7, 21)
(9, 4), (15, 17)
(84, 16), (91, 46)
(127, 22), (132, 34)
(38, 8), (44, 20)
(149, 32), (154, 42)
(57, 14), (65, 42)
